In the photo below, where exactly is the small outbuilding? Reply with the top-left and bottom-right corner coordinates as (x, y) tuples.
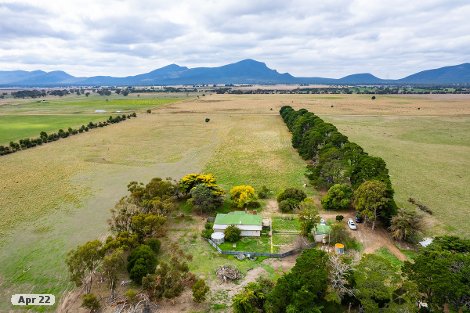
(313, 223), (331, 243)
(213, 211), (262, 237)
(211, 232), (225, 244)
(335, 243), (345, 254)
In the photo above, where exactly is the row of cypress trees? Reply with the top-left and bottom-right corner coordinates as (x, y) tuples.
(279, 106), (397, 224)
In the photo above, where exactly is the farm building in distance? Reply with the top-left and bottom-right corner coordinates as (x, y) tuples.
(213, 211), (262, 237)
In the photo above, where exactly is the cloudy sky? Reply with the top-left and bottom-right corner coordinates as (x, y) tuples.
(0, 0), (469, 78)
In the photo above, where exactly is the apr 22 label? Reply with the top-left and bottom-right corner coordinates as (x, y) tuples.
(11, 294), (55, 306)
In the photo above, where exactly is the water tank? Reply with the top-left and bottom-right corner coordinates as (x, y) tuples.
(335, 243), (345, 254)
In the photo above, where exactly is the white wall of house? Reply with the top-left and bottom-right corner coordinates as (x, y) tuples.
(240, 230), (260, 237)
(213, 224), (261, 237)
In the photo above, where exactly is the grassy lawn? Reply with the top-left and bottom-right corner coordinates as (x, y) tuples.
(272, 216), (300, 232)
(272, 233), (299, 245)
(400, 248), (418, 260)
(375, 247), (403, 268)
(218, 236), (271, 253)
(0, 114), (109, 144)
(0, 95), (182, 144)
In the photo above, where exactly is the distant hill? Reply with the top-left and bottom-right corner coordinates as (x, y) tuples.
(0, 70), (46, 84)
(1, 60), (469, 87)
(398, 63), (470, 84)
(337, 73), (388, 84)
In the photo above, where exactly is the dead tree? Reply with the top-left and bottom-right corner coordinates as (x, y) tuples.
(216, 265), (242, 282)
(328, 254), (355, 298)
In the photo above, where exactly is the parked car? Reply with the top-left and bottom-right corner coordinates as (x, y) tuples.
(355, 214), (364, 223)
(348, 218), (357, 230)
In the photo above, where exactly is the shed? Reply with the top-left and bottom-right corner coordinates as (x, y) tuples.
(313, 223), (331, 243)
(213, 211), (262, 237)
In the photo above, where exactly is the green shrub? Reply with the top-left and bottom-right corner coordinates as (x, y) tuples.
(205, 221), (214, 230)
(127, 244), (157, 284)
(258, 186), (271, 199)
(82, 294), (100, 312)
(190, 183), (224, 214)
(321, 184), (353, 210)
(201, 228), (214, 239)
(330, 222), (349, 243)
(224, 225), (241, 242)
(125, 289), (138, 305)
(336, 215), (344, 222)
(129, 261), (150, 285)
(144, 238), (161, 253)
(279, 198), (298, 213)
(277, 188), (307, 203)
(192, 279), (210, 303)
(330, 222), (361, 250)
(246, 201), (261, 209)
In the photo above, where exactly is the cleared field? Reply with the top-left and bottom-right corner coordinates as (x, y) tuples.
(0, 94), (183, 114)
(0, 94), (182, 144)
(0, 114), (108, 144)
(204, 115), (310, 194)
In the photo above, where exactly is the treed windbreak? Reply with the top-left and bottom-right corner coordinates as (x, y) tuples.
(279, 106), (397, 224)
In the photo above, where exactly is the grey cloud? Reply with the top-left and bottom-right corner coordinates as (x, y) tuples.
(0, 0), (469, 78)
(0, 2), (73, 40)
(87, 16), (186, 45)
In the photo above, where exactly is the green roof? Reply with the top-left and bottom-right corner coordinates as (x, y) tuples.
(314, 223), (331, 234)
(214, 211), (262, 226)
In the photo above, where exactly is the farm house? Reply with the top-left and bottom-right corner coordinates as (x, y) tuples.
(213, 211), (262, 237)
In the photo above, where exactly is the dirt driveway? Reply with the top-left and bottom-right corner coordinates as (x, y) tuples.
(320, 211), (407, 261)
(265, 200), (406, 261)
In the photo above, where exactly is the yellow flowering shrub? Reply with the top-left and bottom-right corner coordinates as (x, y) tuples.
(229, 185), (256, 208)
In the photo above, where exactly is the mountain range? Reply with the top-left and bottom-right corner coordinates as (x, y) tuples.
(1, 59), (469, 87)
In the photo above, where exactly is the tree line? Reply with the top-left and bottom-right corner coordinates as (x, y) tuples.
(0, 113), (137, 156)
(7, 87), (132, 99)
(280, 106), (397, 226)
(66, 176), (215, 311)
(213, 86), (470, 95)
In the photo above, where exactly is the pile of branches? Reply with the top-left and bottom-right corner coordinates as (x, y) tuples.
(216, 265), (242, 282)
(408, 198), (433, 215)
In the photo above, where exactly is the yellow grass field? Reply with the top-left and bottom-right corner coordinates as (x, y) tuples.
(0, 93), (469, 311)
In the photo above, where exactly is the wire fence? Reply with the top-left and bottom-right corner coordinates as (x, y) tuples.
(207, 239), (314, 258)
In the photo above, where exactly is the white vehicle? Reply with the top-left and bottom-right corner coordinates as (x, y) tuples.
(347, 218), (357, 230)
